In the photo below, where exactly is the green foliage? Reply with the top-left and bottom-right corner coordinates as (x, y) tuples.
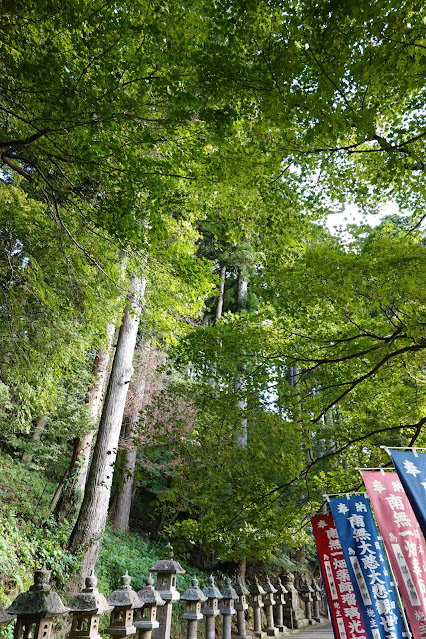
(0, 453), (78, 600)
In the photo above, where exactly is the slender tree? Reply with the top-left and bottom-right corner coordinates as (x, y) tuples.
(68, 274), (145, 577)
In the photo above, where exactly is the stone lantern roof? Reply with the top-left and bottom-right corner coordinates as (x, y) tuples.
(181, 578), (207, 602)
(149, 545), (185, 575)
(107, 572), (142, 609)
(249, 577), (265, 596)
(234, 579), (249, 597)
(0, 602), (15, 626)
(68, 572), (111, 614)
(137, 575), (165, 607)
(300, 580), (313, 594)
(220, 578), (238, 601)
(262, 577), (276, 594)
(203, 576), (222, 600)
(7, 565), (69, 618)
(274, 578), (287, 595)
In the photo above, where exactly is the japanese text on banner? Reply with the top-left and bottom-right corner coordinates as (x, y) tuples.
(329, 494), (407, 639)
(363, 470), (426, 639)
(312, 513), (367, 639)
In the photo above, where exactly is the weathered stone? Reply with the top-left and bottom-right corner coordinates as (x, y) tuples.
(300, 580), (315, 626)
(262, 577), (277, 637)
(105, 572), (142, 638)
(273, 578), (288, 634)
(202, 576), (222, 639)
(0, 602), (15, 626)
(220, 578), (237, 639)
(310, 580), (322, 623)
(150, 544), (184, 639)
(68, 572), (111, 639)
(7, 565), (68, 639)
(181, 577), (206, 639)
(134, 575), (165, 639)
(249, 578), (266, 639)
(234, 579), (249, 639)
(281, 573), (308, 631)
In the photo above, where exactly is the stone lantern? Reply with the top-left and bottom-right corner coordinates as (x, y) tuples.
(150, 544), (185, 639)
(281, 573), (308, 631)
(135, 574), (165, 639)
(67, 572), (111, 639)
(220, 578), (237, 639)
(0, 602), (15, 627)
(273, 577), (287, 634)
(181, 578), (206, 639)
(249, 577), (265, 639)
(105, 572), (142, 637)
(7, 565), (69, 639)
(262, 577), (277, 637)
(233, 579), (249, 639)
(311, 580), (321, 623)
(202, 576), (222, 639)
(299, 580), (314, 626)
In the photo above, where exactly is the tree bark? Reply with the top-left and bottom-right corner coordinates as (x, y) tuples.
(215, 264), (226, 321)
(22, 415), (47, 464)
(111, 413), (139, 532)
(67, 276), (145, 578)
(52, 323), (115, 522)
(236, 269), (248, 446)
(237, 269), (248, 313)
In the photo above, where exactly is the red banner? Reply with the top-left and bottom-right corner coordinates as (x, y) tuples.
(362, 470), (426, 639)
(312, 513), (367, 638)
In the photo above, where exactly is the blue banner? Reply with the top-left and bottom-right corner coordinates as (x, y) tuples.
(388, 448), (426, 540)
(329, 494), (407, 639)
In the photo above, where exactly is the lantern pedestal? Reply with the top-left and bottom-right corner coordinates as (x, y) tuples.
(234, 579), (249, 639)
(181, 577), (206, 639)
(150, 544), (185, 639)
(273, 578), (288, 634)
(202, 576), (222, 639)
(249, 578), (266, 639)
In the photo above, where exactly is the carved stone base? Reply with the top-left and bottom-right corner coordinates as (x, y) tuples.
(255, 632), (266, 638)
(266, 628), (278, 637)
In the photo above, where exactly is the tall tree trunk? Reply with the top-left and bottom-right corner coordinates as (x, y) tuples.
(67, 276), (145, 578)
(237, 270), (248, 313)
(111, 413), (139, 532)
(51, 323), (115, 522)
(236, 269), (248, 446)
(215, 264), (226, 322)
(22, 415), (47, 464)
(111, 344), (150, 531)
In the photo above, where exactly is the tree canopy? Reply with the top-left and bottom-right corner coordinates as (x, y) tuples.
(1, 0), (426, 575)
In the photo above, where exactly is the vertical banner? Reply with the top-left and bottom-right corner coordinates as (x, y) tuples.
(312, 513), (367, 638)
(329, 494), (407, 639)
(387, 449), (426, 540)
(362, 470), (426, 639)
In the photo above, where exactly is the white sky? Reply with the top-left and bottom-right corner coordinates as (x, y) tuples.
(326, 202), (399, 236)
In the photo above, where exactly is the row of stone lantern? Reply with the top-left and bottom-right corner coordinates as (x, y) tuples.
(2, 558), (324, 639)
